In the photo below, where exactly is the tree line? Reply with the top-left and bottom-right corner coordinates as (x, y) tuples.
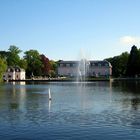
(0, 45), (57, 80)
(106, 45), (140, 77)
(1, 45), (140, 81)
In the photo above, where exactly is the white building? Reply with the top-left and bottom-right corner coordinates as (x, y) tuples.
(57, 60), (112, 77)
(3, 67), (26, 81)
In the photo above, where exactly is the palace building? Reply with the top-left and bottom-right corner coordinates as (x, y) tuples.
(57, 60), (112, 77)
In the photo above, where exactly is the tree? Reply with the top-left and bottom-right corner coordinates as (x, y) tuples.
(0, 51), (9, 59)
(7, 45), (22, 66)
(119, 52), (129, 76)
(49, 60), (58, 77)
(126, 45), (140, 77)
(106, 52), (129, 77)
(137, 48), (140, 74)
(18, 59), (27, 70)
(40, 54), (51, 76)
(24, 50), (42, 77)
(0, 57), (7, 81)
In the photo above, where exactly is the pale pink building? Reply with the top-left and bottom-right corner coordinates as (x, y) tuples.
(3, 67), (25, 81)
(57, 60), (112, 77)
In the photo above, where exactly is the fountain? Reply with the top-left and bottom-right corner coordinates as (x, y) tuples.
(76, 49), (90, 82)
(77, 59), (90, 82)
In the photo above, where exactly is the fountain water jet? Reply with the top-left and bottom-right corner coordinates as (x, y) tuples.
(77, 49), (90, 82)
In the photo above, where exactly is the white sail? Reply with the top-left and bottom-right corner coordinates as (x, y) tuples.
(48, 88), (51, 100)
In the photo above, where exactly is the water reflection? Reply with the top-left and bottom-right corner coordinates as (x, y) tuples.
(112, 80), (140, 94)
(48, 100), (51, 112)
(9, 102), (19, 110)
(122, 98), (140, 111)
(0, 81), (140, 139)
(131, 98), (140, 110)
(111, 80), (140, 111)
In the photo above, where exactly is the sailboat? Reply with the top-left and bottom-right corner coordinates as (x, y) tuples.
(48, 88), (52, 100)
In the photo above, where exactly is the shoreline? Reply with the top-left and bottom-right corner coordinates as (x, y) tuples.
(5, 77), (140, 83)
(6, 78), (111, 82)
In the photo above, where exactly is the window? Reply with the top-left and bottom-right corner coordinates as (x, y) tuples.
(94, 63), (98, 66)
(70, 63), (73, 67)
(66, 64), (70, 67)
(72, 63), (77, 67)
(105, 63), (108, 66)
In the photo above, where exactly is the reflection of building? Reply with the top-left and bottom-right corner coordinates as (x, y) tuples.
(3, 67), (25, 81)
(58, 60), (112, 77)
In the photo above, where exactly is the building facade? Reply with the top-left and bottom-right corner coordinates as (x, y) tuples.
(57, 60), (112, 77)
(3, 67), (25, 81)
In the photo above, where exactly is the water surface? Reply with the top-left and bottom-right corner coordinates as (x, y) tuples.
(0, 81), (140, 140)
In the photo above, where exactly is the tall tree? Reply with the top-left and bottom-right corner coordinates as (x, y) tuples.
(7, 45), (22, 66)
(137, 48), (140, 74)
(40, 54), (51, 76)
(24, 50), (42, 77)
(126, 45), (140, 77)
(0, 57), (7, 81)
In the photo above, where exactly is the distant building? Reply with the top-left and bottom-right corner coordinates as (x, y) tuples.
(3, 67), (25, 81)
(57, 60), (112, 77)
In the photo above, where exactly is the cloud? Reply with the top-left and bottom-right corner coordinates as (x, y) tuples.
(120, 36), (140, 45)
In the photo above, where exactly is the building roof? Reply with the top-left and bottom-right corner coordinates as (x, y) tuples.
(58, 60), (79, 64)
(58, 60), (112, 67)
(6, 66), (25, 72)
(90, 60), (112, 67)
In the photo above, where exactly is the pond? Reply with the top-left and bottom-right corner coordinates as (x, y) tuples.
(0, 80), (140, 140)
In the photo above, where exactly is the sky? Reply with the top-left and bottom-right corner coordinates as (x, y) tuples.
(0, 0), (140, 61)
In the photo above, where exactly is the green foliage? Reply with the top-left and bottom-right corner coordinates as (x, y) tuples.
(24, 50), (42, 77)
(107, 45), (140, 77)
(7, 45), (22, 66)
(106, 52), (129, 77)
(126, 45), (140, 77)
(49, 70), (56, 77)
(18, 59), (27, 70)
(0, 57), (7, 81)
(50, 60), (57, 71)
(0, 51), (9, 59)
(49, 60), (58, 77)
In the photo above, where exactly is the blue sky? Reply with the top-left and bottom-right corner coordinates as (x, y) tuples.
(0, 0), (140, 60)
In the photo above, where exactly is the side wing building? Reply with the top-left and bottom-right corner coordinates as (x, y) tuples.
(3, 67), (26, 81)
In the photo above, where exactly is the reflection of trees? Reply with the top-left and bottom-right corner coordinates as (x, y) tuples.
(121, 98), (140, 111)
(131, 98), (140, 110)
(0, 83), (27, 125)
(113, 80), (140, 110)
(113, 80), (140, 130)
(9, 103), (19, 110)
(0, 83), (50, 126)
(111, 80), (140, 129)
(112, 80), (140, 94)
